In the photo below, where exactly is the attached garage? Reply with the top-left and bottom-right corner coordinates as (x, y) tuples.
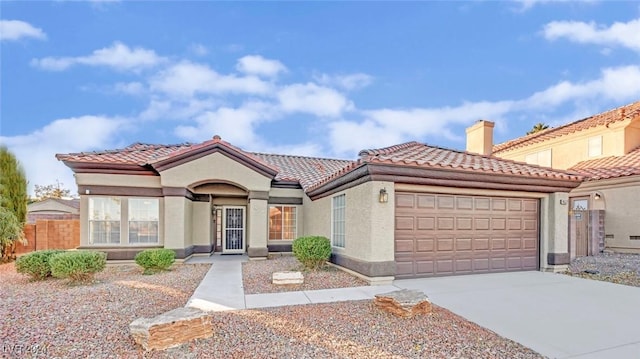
(395, 192), (539, 278)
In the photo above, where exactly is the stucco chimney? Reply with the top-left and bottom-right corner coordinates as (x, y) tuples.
(465, 120), (494, 155)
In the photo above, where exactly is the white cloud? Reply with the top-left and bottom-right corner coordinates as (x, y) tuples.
(114, 82), (146, 96)
(523, 65), (640, 108)
(0, 116), (125, 195)
(236, 55), (287, 78)
(277, 83), (353, 117)
(513, 0), (594, 12)
(314, 73), (374, 91)
(0, 20), (46, 41)
(174, 101), (276, 146)
(543, 18), (640, 53)
(31, 41), (164, 71)
(150, 61), (272, 98)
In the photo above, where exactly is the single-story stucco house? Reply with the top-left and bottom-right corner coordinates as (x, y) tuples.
(57, 135), (582, 280)
(27, 198), (80, 223)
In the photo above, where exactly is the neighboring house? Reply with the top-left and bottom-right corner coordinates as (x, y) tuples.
(57, 135), (581, 280)
(467, 100), (640, 255)
(27, 198), (80, 223)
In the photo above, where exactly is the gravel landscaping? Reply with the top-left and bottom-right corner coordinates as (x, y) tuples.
(1, 256), (543, 358)
(242, 255), (368, 294)
(565, 252), (640, 287)
(0, 262), (209, 358)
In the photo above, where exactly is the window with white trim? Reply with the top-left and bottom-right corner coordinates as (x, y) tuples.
(89, 197), (121, 244)
(269, 206), (297, 241)
(129, 198), (159, 244)
(332, 194), (346, 248)
(524, 149), (552, 167)
(588, 136), (602, 157)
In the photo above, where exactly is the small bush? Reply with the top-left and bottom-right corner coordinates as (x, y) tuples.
(49, 251), (106, 283)
(15, 250), (66, 280)
(135, 248), (175, 274)
(292, 236), (331, 270)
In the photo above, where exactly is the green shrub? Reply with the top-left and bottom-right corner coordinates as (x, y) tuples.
(49, 251), (106, 283)
(292, 236), (331, 270)
(15, 250), (66, 280)
(134, 248), (175, 274)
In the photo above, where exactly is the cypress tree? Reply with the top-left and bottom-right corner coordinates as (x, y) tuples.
(0, 145), (27, 224)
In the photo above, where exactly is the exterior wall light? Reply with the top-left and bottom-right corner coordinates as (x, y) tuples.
(594, 192), (601, 200)
(379, 188), (388, 203)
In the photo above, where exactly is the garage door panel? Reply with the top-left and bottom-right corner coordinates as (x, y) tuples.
(417, 195), (435, 209)
(396, 194), (415, 208)
(417, 217), (435, 230)
(395, 192), (539, 278)
(473, 238), (490, 250)
(456, 238), (472, 251)
(395, 216), (414, 230)
(416, 238), (434, 252)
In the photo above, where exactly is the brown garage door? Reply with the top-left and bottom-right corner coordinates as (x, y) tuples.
(395, 192), (539, 278)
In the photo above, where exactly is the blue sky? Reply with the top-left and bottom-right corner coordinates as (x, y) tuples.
(1, 1), (639, 194)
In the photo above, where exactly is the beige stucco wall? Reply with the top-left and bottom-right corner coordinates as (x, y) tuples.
(571, 176), (640, 252)
(159, 152), (272, 190)
(304, 181), (396, 263)
(191, 201), (211, 247)
(248, 199), (268, 251)
(269, 187), (305, 198)
(75, 173), (161, 188)
(495, 120), (634, 170)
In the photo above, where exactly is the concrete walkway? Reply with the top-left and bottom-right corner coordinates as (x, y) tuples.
(185, 256), (640, 359)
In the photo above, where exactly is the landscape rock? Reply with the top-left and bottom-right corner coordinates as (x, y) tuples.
(129, 307), (213, 351)
(272, 271), (304, 285)
(374, 289), (432, 318)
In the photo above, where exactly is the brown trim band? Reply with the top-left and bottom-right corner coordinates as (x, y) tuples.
(271, 181), (302, 189)
(248, 191), (270, 200)
(309, 163), (581, 200)
(330, 253), (396, 277)
(268, 244), (292, 252)
(268, 197), (303, 205)
(62, 162), (158, 176)
(547, 252), (570, 265)
(79, 185), (163, 197)
(162, 187), (209, 202)
(248, 247), (268, 257)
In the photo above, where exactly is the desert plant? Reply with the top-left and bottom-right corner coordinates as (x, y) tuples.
(134, 248), (175, 274)
(0, 207), (27, 262)
(292, 236), (331, 270)
(15, 249), (66, 280)
(49, 251), (106, 283)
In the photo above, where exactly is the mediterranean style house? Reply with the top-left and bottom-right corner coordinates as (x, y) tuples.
(57, 135), (581, 280)
(467, 100), (640, 256)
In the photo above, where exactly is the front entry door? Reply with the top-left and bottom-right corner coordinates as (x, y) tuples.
(222, 206), (246, 254)
(570, 197), (589, 257)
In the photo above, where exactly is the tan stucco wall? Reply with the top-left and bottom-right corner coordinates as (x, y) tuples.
(304, 181), (396, 263)
(159, 152), (272, 190)
(191, 201), (211, 247)
(571, 176), (640, 252)
(269, 187), (305, 198)
(466, 120), (494, 155)
(248, 199), (268, 251)
(495, 120), (634, 170)
(163, 196), (191, 249)
(75, 173), (161, 188)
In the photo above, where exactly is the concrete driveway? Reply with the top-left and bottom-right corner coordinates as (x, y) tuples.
(395, 271), (640, 359)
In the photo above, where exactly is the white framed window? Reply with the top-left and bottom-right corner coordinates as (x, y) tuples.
(269, 205), (297, 241)
(128, 198), (159, 244)
(331, 194), (346, 248)
(588, 136), (602, 157)
(89, 197), (121, 244)
(525, 149), (552, 167)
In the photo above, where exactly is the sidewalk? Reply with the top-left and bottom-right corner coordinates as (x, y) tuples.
(185, 254), (399, 311)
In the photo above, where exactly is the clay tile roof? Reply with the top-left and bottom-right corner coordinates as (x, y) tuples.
(570, 146), (640, 181)
(250, 153), (354, 191)
(493, 100), (640, 154)
(55, 142), (194, 165)
(359, 141), (582, 180)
